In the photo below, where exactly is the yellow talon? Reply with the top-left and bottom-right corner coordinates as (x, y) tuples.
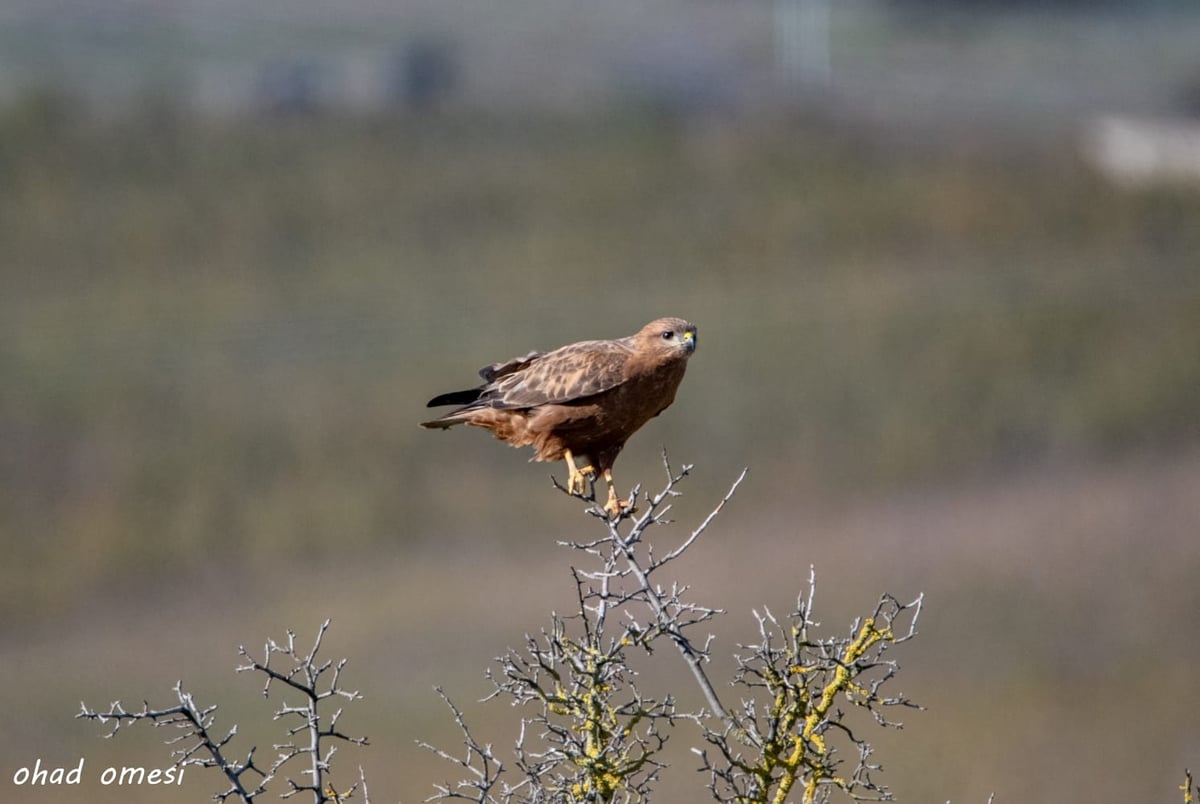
(564, 449), (596, 496)
(603, 468), (636, 519)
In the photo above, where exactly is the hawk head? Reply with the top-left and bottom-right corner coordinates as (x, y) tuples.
(635, 317), (697, 359)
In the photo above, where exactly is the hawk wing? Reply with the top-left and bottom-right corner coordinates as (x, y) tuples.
(479, 351), (542, 383)
(482, 338), (633, 409)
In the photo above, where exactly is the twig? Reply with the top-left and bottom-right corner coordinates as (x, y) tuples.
(81, 621), (369, 804)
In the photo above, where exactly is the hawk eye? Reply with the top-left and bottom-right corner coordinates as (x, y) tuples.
(661, 330), (674, 339)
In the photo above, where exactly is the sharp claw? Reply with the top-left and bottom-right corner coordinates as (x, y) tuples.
(566, 462), (596, 497)
(603, 494), (636, 520)
(600, 468), (636, 519)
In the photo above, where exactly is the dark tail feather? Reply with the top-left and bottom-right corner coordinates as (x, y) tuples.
(426, 388), (483, 408)
(420, 415), (460, 429)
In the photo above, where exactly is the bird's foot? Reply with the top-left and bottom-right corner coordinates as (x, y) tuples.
(604, 490), (637, 520)
(567, 463), (597, 497)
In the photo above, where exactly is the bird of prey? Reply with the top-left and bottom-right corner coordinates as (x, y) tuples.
(421, 317), (698, 517)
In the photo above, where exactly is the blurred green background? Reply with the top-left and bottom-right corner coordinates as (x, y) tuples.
(3, 2), (1200, 802)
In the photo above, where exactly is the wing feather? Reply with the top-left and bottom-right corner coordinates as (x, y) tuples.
(486, 338), (632, 408)
(479, 350), (542, 382)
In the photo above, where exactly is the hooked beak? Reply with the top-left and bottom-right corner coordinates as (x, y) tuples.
(681, 329), (696, 353)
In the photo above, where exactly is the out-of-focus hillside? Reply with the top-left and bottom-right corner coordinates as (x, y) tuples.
(3, 101), (1198, 622)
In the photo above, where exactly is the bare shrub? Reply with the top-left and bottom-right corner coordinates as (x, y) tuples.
(79, 620), (369, 803)
(422, 455), (923, 803)
(79, 456), (926, 803)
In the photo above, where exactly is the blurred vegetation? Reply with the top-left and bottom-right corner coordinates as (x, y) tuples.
(2, 91), (1199, 625)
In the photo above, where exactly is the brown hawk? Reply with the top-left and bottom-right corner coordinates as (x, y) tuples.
(421, 317), (697, 517)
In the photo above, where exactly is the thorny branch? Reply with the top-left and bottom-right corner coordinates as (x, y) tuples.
(79, 681), (269, 802)
(694, 570), (923, 803)
(79, 620), (370, 804)
(588, 454), (748, 735)
(427, 452), (924, 803)
(237, 619), (369, 802)
(417, 688), (508, 801)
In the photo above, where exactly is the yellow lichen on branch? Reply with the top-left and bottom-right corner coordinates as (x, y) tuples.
(738, 607), (911, 804)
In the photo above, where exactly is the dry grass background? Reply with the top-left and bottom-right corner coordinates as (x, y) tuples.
(2, 99), (1199, 802)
